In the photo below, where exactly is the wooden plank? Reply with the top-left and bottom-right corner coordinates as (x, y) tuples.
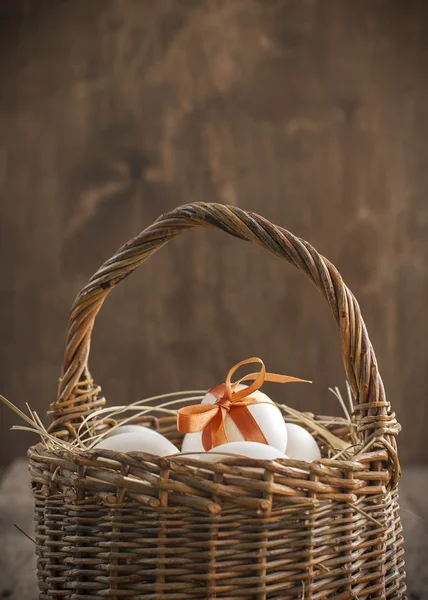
(1, 0), (428, 468)
(401, 466), (428, 521)
(400, 467), (428, 599)
(0, 459), (37, 600)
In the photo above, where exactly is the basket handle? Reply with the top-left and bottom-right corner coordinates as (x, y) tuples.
(49, 203), (400, 467)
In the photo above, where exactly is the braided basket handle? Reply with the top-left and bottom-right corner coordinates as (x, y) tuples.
(49, 203), (399, 470)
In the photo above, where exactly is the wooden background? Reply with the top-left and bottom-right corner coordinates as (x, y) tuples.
(1, 0), (427, 467)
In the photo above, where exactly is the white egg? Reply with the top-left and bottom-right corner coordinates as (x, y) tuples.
(94, 429), (179, 456)
(104, 424), (149, 438)
(285, 423), (321, 462)
(181, 384), (288, 453)
(205, 441), (288, 462)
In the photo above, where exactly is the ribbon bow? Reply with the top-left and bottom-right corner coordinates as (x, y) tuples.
(177, 357), (310, 451)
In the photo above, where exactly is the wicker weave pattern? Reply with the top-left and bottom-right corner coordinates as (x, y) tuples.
(29, 437), (406, 599)
(29, 204), (406, 598)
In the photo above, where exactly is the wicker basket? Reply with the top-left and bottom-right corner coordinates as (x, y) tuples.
(29, 203), (406, 599)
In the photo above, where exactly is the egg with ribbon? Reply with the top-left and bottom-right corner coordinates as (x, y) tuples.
(178, 357), (310, 453)
(181, 383), (287, 453)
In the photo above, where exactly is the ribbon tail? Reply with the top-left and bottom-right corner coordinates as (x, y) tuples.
(202, 424), (213, 452)
(203, 409), (228, 451)
(238, 372), (312, 385)
(228, 405), (268, 445)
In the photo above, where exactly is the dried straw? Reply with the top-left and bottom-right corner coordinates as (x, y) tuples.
(1, 385), (356, 460)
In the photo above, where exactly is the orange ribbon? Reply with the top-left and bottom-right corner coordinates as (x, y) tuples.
(177, 357), (310, 451)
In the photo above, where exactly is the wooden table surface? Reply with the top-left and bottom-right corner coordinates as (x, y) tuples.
(1, 458), (427, 599)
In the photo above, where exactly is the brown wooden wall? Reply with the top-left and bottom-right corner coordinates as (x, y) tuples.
(1, 0), (427, 467)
